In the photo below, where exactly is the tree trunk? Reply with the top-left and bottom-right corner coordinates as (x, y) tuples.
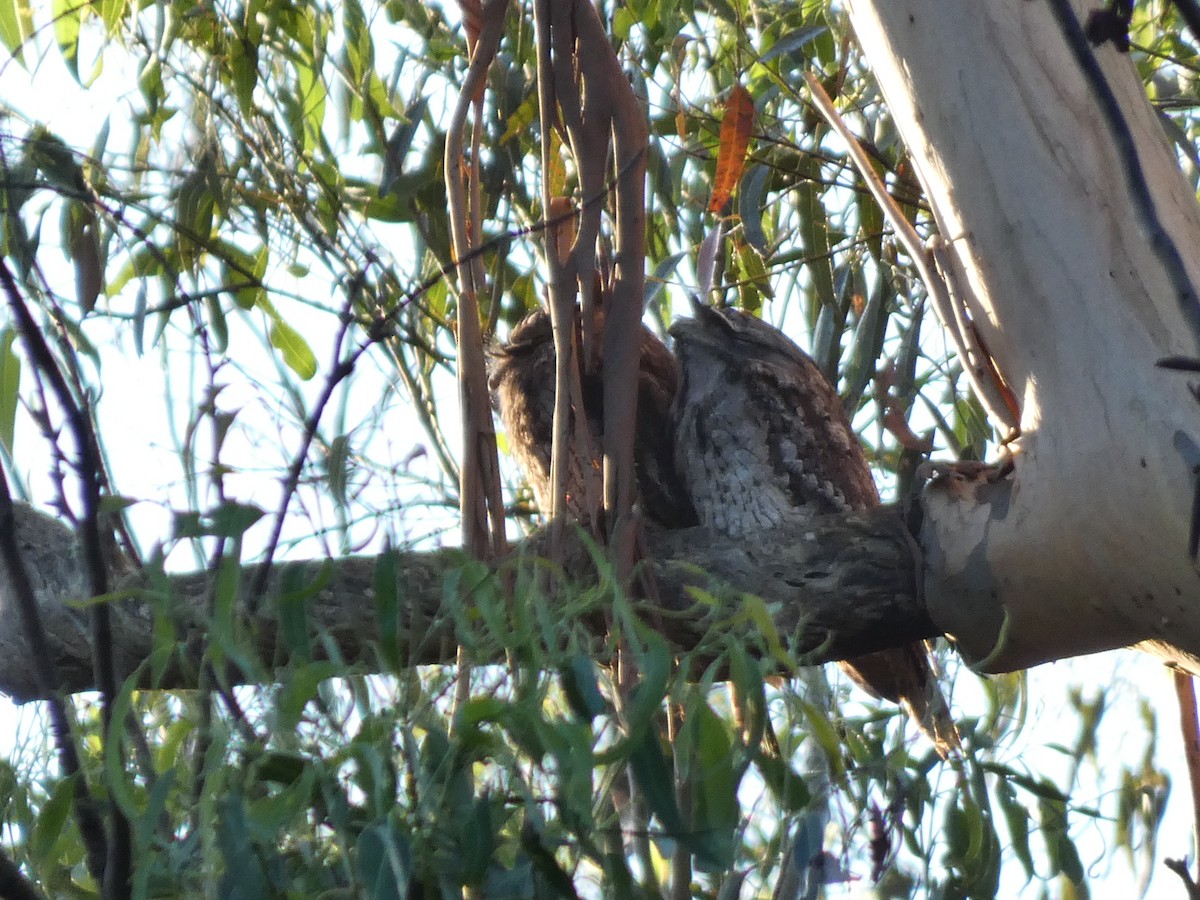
(845, 0), (1200, 671)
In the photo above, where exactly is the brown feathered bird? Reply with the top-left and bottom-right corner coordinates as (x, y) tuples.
(490, 307), (697, 529)
(670, 301), (959, 758)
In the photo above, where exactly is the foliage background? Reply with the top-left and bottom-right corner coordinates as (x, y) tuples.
(0, 0), (1195, 896)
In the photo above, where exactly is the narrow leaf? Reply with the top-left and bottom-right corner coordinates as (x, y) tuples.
(0, 329), (20, 455)
(98, 0), (125, 32)
(759, 25), (829, 64)
(0, 0), (33, 65)
(51, 0), (85, 82)
(66, 203), (102, 312)
(645, 250), (687, 306)
(738, 163), (771, 253)
(628, 727), (687, 840)
(696, 221), (722, 300)
(688, 701), (739, 870)
(259, 297), (318, 380)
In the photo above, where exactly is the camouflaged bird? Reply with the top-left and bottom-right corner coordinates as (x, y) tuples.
(490, 307), (697, 530)
(670, 301), (959, 758)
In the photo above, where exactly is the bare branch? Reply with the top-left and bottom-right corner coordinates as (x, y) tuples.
(0, 504), (933, 702)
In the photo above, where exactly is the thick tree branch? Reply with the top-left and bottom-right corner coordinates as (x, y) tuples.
(0, 503), (932, 703)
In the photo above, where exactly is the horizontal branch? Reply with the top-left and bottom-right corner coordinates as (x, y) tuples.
(0, 504), (933, 703)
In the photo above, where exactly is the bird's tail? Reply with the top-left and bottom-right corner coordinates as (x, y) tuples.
(839, 642), (961, 760)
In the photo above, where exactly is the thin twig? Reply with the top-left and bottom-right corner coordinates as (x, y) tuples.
(1176, 671), (1200, 868)
(0, 472), (108, 883)
(250, 332), (357, 599)
(801, 71), (1021, 437)
(0, 259), (124, 891)
(1166, 855), (1200, 900)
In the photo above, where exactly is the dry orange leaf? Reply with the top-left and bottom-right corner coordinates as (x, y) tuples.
(708, 83), (755, 214)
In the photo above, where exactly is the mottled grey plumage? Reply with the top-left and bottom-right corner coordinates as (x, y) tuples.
(670, 304), (877, 533)
(490, 308), (697, 529)
(670, 303), (958, 757)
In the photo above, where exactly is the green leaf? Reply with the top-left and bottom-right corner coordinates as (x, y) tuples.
(0, 0), (33, 65)
(104, 675), (141, 816)
(229, 36), (259, 118)
(29, 776), (73, 861)
(738, 163), (771, 253)
(217, 794), (271, 898)
(995, 777), (1035, 879)
(799, 700), (844, 781)
(1040, 797), (1085, 884)
(645, 250), (687, 307)
(274, 661), (341, 732)
(98, 0), (125, 32)
(175, 168), (216, 271)
(520, 821), (580, 899)
(51, 0), (86, 82)
(358, 822), (411, 899)
(843, 275), (891, 411)
(753, 752), (810, 813)
(758, 24), (828, 65)
(28, 127), (86, 193)
(796, 154), (834, 328)
(205, 293), (229, 353)
(276, 564), (315, 662)
(627, 727), (686, 846)
(132, 283), (147, 355)
(559, 654), (606, 721)
(380, 95), (430, 196)
(687, 701), (739, 870)
(374, 545), (401, 670)
(106, 244), (166, 296)
(623, 631), (671, 739)
(295, 57), (327, 153)
(259, 297), (318, 380)
(268, 311), (318, 380)
(727, 644), (765, 751)
(63, 200), (102, 312)
(735, 240), (773, 317)
(498, 92), (539, 146)
(326, 433), (350, 506)
(0, 329), (20, 456)
(220, 241), (268, 310)
(208, 500), (265, 538)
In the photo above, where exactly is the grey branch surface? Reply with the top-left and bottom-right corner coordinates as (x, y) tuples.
(0, 503), (933, 703)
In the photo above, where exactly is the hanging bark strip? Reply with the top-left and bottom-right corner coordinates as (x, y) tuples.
(445, 0), (510, 563)
(533, 0), (584, 541)
(533, 0), (647, 564)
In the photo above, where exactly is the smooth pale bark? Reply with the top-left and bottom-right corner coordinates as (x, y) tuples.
(0, 503), (931, 703)
(846, 0), (1200, 670)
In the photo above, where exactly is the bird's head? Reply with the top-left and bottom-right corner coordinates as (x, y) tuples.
(669, 300), (817, 371)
